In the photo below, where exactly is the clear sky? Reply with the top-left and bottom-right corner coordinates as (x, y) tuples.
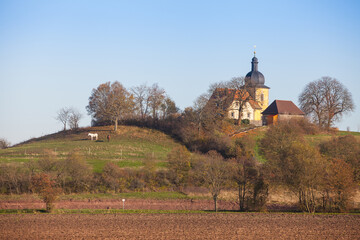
(1, 0), (360, 145)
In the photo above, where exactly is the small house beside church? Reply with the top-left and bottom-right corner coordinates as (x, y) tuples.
(261, 100), (305, 125)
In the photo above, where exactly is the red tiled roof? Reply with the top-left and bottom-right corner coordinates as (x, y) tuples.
(248, 99), (262, 109)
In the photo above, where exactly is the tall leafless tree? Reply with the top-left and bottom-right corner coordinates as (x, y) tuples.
(131, 83), (151, 119)
(192, 93), (209, 136)
(56, 107), (70, 131)
(68, 108), (83, 130)
(196, 151), (229, 212)
(148, 83), (166, 119)
(299, 77), (354, 129)
(227, 77), (255, 125)
(206, 77), (254, 125)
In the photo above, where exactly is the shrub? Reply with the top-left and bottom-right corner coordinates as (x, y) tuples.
(167, 146), (191, 190)
(31, 173), (62, 212)
(0, 164), (32, 194)
(241, 119), (250, 125)
(321, 159), (355, 212)
(292, 118), (320, 135)
(320, 135), (360, 184)
(101, 162), (128, 193)
(58, 151), (93, 193)
(260, 121), (327, 213)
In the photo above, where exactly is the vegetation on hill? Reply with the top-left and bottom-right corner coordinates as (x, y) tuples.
(0, 78), (358, 213)
(0, 125), (182, 172)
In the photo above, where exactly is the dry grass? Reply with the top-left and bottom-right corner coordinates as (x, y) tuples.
(0, 125), (183, 172)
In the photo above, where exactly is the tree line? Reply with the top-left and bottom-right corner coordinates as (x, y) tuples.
(1, 119), (359, 213)
(86, 82), (178, 131)
(81, 76), (355, 155)
(1, 76), (357, 213)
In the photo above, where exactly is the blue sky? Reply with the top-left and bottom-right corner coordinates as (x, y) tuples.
(1, 0), (360, 144)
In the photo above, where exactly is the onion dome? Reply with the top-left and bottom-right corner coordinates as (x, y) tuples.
(245, 54), (269, 89)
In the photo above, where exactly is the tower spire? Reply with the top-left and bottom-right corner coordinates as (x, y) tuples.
(251, 46), (258, 72)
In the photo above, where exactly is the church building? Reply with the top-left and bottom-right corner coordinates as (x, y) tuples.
(208, 53), (270, 126)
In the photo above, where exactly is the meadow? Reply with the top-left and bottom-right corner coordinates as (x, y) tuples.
(0, 125), (182, 172)
(1, 124), (359, 173)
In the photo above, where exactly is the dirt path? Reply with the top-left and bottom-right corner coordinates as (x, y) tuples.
(1, 213), (359, 239)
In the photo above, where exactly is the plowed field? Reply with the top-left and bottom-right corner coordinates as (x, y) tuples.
(1, 213), (359, 239)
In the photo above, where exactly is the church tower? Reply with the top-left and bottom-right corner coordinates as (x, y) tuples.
(244, 51), (270, 125)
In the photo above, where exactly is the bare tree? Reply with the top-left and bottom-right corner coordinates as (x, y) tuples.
(68, 108), (83, 130)
(56, 107), (70, 131)
(231, 155), (258, 211)
(86, 81), (134, 131)
(206, 77), (254, 125)
(0, 138), (10, 149)
(148, 83), (165, 119)
(192, 93), (209, 136)
(227, 77), (255, 125)
(196, 151), (229, 212)
(299, 77), (355, 129)
(131, 83), (151, 119)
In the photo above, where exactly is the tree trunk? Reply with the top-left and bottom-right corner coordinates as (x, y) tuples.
(239, 183), (246, 211)
(237, 105), (244, 125)
(213, 195), (218, 212)
(114, 117), (118, 131)
(237, 108), (242, 126)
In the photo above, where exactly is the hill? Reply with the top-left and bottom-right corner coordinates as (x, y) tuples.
(1, 124), (359, 173)
(0, 125), (183, 172)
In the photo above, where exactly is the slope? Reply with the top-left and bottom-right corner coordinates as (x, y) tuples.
(0, 125), (183, 172)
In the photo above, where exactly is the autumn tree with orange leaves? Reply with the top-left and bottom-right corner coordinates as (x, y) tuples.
(31, 173), (62, 212)
(86, 81), (134, 131)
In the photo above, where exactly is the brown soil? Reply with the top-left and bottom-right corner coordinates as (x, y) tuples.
(0, 198), (239, 211)
(1, 213), (359, 239)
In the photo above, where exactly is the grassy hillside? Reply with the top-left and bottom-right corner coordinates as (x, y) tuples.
(0, 125), (183, 172)
(1, 124), (359, 173)
(240, 127), (360, 162)
(305, 131), (360, 146)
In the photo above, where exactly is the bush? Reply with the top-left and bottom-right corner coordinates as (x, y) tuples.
(58, 151), (93, 193)
(101, 162), (128, 193)
(321, 159), (356, 212)
(167, 146), (191, 190)
(241, 119), (250, 125)
(292, 118), (320, 135)
(260, 121), (327, 213)
(320, 135), (360, 183)
(0, 164), (32, 194)
(31, 173), (62, 212)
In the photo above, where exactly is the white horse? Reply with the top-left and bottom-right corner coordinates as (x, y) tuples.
(88, 133), (98, 141)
